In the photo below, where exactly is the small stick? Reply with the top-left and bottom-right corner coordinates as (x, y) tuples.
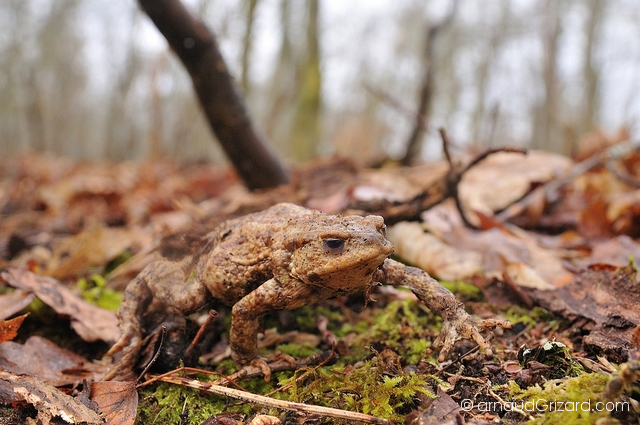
(184, 309), (218, 358)
(154, 373), (392, 425)
(495, 139), (640, 222)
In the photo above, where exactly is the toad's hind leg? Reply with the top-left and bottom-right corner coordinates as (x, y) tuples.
(105, 258), (209, 380)
(146, 256), (210, 314)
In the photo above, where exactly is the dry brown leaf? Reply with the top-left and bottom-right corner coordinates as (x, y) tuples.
(405, 202), (573, 287)
(0, 313), (27, 343)
(90, 380), (138, 425)
(0, 336), (103, 386)
(460, 150), (572, 223)
(1, 268), (119, 343)
(45, 225), (137, 279)
(387, 221), (482, 280)
(585, 235), (640, 267)
(0, 370), (103, 425)
(406, 386), (460, 425)
(529, 264), (640, 362)
(0, 289), (35, 320)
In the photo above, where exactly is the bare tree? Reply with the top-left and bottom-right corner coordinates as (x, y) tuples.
(240, 0), (260, 95)
(531, 0), (564, 154)
(401, 0), (459, 166)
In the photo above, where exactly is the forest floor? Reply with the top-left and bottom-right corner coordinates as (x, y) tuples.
(1, 137), (639, 424)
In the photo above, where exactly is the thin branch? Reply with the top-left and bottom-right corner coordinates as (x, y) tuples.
(495, 139), (640, 222)
(146, 370), (392, 424)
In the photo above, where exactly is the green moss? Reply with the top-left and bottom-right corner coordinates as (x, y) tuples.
(77, 274), (123, 311)
(138, 381), (232, 424)
(282, 355), (435, 423)
(440, 280), (484, 301)
(508, 372), (618, 424)
(276, 342), (320, 359)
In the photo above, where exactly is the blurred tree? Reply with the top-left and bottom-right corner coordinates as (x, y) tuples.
(240, 0), (259, 95)
(579, 0), (605, 138)
(401, 0), (458, 165)
(531, 0), (565, 154)
(289, 0), (322, 162)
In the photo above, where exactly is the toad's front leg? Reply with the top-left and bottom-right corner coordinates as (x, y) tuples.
(376, 258), (511, 361)
(230, 277), (332, 367)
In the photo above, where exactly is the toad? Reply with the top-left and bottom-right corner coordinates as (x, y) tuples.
(106, 203), (509, 378)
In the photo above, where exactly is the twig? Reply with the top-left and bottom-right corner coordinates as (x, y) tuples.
(136, 326), (167, 384)
(184, 309), (218, 358)
(445, 131), (526, 229)
(487, 387), (534, 420)
(153, 372), (392, 424)
(218, 351), (335, 386)
(495, 139), (640, 222)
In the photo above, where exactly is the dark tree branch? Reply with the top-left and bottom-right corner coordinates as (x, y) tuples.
(138, 0), (289, 190)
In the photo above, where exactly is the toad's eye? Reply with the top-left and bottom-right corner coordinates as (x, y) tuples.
(322, 238), (346, 255)
(381, 224), (387, 237)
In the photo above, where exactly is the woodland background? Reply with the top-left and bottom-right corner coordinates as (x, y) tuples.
(2, 0), (639, 163)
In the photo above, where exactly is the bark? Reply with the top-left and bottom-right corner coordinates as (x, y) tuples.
(138, 0), (289, 190)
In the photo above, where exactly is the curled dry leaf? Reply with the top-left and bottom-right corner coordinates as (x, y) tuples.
(459, 150), (572, 224)
(1, 268), (119, 343)
(0, 313), (28, 343)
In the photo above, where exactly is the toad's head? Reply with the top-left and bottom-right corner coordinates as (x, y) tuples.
(286, 213), (394, 293)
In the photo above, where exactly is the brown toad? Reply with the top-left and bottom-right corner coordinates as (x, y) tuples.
(106, 203), (509, 378)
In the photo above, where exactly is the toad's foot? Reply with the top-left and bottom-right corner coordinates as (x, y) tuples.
(103, 325), (143, 380)
(229, 353), (297, 383)
(435, 307), (512, 362)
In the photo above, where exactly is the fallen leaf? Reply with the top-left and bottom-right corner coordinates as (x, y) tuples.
(0, 336), (103, 386)
(529, 264), (640, 362)
(387, 221), (482, 280)
(460, 150), (572, 224)
(406, 386), (460, 425)
(0, 313), (27, 343)
(1, 268), (119, 343)
(0, 289), (35, 320)
(0, 370), (103, 425)
(45, 225), (137, 279)
(90, 380), (138, 425)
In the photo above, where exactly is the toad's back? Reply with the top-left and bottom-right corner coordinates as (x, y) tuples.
(195, 204), (316, 304)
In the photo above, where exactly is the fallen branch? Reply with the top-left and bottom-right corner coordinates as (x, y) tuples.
(145, 369), (392, 424)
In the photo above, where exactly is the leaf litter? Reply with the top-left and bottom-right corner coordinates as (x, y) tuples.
(0, 131), (640, 423)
